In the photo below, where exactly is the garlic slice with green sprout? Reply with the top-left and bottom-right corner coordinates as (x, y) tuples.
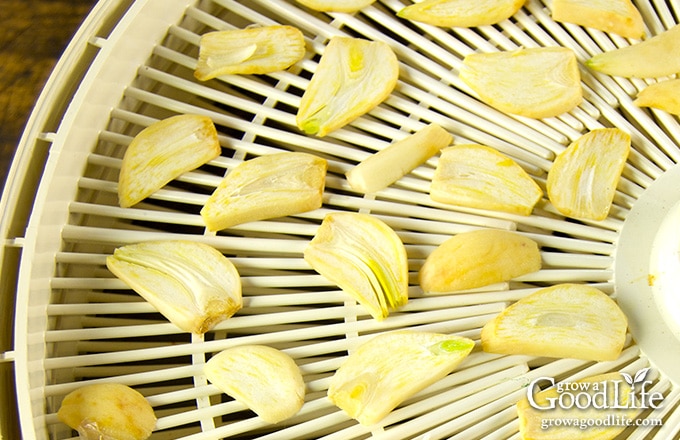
(106, 240), (242, 334)
(296, 36), (399, 136)
(328, 331), (475, 425)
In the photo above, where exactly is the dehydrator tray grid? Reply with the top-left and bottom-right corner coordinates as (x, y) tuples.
(3, 0), (680, 438)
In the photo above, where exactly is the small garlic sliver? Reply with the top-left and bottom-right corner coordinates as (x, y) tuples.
(106, 240), (242, 334)
(118, 114), (220, 208)
(200, 152), (327, 231)
(57, 383), (156, 440)
(205, 345), (306, 424)
(328, 331), (474, 426)
(194, 25), (306, 80)
(346, 123), (452, 194)
(304, 212), (408, 320)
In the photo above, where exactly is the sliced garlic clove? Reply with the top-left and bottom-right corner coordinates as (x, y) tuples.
(106, 240), (242, 334)
(345, 123), (452, 194)
(430, 144), (543, 215)
(200, 152), (327, 231)
(328, 331), (475, 426)
(397, 0), (527, 27)
(204, 345), (306, 424)
(459, 47), (582, 118)
(57, 383), (156, 440)
(297, 36), (399, 136)
(194, 25), (306, 81)
(551, 0), (644, 39)
(634, 78), (680, 115)
(294, 0), (376, 12)
(419, 229), (542, 293)
(481, 283), (628, 361)
(586, 24), (680, 78)
(118, 114), (220, 208)
(546, 128), (630, 221)
(304, 212), (408, 320)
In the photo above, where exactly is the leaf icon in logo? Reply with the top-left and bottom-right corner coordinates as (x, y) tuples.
(634, 367), (650, 384)
(621, 372), (634, 386)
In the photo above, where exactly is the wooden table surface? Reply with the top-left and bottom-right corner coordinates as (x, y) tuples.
(0, 1), (97, 437)
(0, 0), (97, 194)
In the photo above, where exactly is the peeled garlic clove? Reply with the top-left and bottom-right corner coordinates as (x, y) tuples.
(328, 331), (475, 426)
(398, 0), (526, 27)
(304, 212), (408, 320)
(546, 128), (630, 221)
(294, 0), (376, 12)
(430, 144), (543, 215)
(194, 25), (306, 81)
(205, 345), (306, 424)
(634, 78), (680, 115)
(552, 0), (644, 39)
(200, 152), (327, 231)
(106, 240), (242, 334)
(586, 24), (680, 78)
(118, 114), (220, 208)
(346, 123), (452, 193)
(459, 47), (582, 118)
(419, 229), (541, 293)
(481, 283), (628, 361)
(297, 36), (399, 136)
(57, 383), (156, 440)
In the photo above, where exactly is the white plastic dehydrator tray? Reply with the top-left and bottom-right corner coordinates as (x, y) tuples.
(2, 0), (680, 438)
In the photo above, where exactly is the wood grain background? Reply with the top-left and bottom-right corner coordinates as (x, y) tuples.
(0, 1), (96, 437)
(0, 0), (96, 193)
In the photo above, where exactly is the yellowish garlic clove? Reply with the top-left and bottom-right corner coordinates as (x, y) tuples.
(294, 0), (376, 12)
(328, 331), (475, 426)
(194, 25), (306, 81)
(398, 0), (527, 27)
(419, 229), (542, 293)
(106, 240), (242, 334)
(304, 212), (408, 321)
(546, 128), (630, 221)
(481, 283), (628, 361)
(586, 24), (680, 78)
(204, 345), (306, 424)
(297, 36), (399, 136)
(118, 114), (220, 208)
(552, 0), (644, 39)
(430, 144), (543, 215)
(634, 78), (680, 115)
(459, 47), (582, 119)
(57, 383), (156, 440)
(200, 152), (327, 231)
